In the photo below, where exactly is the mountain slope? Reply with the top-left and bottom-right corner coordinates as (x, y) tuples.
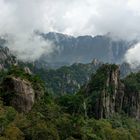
(29, 60), (132, 95)
(0, 32), (134, 69)
(79, 64), (140, 119)
(0, 65), (140, 140)
(32, 59), (102, 94)
(40, 32), (132, 66)
(0, 66), (45, 113)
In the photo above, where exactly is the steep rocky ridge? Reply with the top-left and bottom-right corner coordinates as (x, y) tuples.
(40, 32), (133, 66)
(80, 64), (140, 119)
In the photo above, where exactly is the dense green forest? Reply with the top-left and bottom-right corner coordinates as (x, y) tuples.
(19, 61), (102, 95)
(0, 65), (140, 140)
(19, 61), (132, 95)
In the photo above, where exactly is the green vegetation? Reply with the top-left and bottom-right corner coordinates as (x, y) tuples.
(26, 62), (101, 95)
(0, 66), (45, 106)
(6, 66), (45, 90)
(123, 72), (140, 92)
(0, 65), (140, 139)
(0, 93), (140, 140)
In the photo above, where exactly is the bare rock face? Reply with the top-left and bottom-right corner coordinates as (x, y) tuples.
(96, 65), (120, 118)
(115, 83), (125, 113)
(82, 64), (140, 119)
(103, 66), (120, 117)
(82, 64), (121, 119)
(2, 77), (35, 113)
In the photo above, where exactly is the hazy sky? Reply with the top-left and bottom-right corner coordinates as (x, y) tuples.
(1, 0), (140, 38)
(0, 0), (140, 63)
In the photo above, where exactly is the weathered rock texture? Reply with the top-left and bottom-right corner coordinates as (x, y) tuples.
(2, 77), (36, 113)
(82, 64), (140, 119)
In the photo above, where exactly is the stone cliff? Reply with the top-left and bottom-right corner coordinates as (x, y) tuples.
(0, 67), (45, 113)
(81, 64), (140, 119)
(2, 77), (35, 113)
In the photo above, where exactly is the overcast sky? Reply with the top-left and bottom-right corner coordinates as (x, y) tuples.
(0, 0), (140, 63)
(1, 0), (140, 38)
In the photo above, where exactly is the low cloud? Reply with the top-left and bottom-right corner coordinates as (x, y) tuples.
(6, 33), (55, 61)
(1, 0), (140, 62)
(125, 43), (140, 68)
(0, 0), (57, 61)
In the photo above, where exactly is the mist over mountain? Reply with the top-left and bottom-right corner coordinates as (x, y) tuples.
(0, 31), (136, 69)
(39, 32), (133, 66)
(1, 1), (140, 139)
(1, 0), (140, 66)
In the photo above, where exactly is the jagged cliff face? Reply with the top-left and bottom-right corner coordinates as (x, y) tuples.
(82, 64), (121, 118)
(81, 64), (140, 119)
(41, 32), (132, 65)
(101, 66), (120, 118)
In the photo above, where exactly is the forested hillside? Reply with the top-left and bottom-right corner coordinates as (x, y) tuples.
(25, 60), (132, 95)
(1, 0), (140, 139)
(0, 65), (140, 140)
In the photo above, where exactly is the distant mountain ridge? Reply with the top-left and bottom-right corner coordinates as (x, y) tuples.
(40, 32), (133, 65)
(0, 32), (135, 69)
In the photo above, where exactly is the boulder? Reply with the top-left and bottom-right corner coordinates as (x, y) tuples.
(2, 77), (35, 113)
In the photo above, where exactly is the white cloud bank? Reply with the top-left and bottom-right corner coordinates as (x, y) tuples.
(0, 0), (140, 63)
(0, 0), (56, 61)
(125, 43), (140, 68)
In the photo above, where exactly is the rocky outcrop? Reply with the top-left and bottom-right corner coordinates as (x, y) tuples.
(2, 77), (35, 113)
(0, 46), (44, 113)
(81, 64), (140, 119)
(82, 64), (120, 118)
(24, 67), (32, 74)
